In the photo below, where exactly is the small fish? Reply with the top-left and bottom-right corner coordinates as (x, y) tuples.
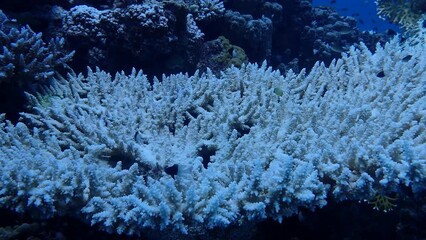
(274, 87), (283, 97)
(99, 5), (110, 10)
(402, 55), (412, 62)
(376, 71), (385, 78)
(329, 44), (345, 53)
(340, 8), (349, 11)
(337, 26), (354, 34)
(330, 0), (336, 4)
(358, 19), (365, 24)
(386, 29), (397, 36)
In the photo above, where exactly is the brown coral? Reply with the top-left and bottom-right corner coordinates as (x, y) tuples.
(376, 0), (426, 34)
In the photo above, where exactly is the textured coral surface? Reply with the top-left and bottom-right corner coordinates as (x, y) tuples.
(0, 32), (425, 238)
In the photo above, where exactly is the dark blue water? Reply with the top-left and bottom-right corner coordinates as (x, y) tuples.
(312, 0), (400, 32)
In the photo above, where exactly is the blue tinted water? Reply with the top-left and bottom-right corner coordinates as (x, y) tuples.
(312, 0), (400, 33)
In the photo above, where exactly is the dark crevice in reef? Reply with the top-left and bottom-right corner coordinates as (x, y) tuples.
(106, 147), (137, 170)
(164, 164), (179, 179)
(230, 120), (253, 138)
(0, 82), (28, 124)
(183, 107), (199, 126)
(1, 190), (425, 240)
(197, 145), (217, 169)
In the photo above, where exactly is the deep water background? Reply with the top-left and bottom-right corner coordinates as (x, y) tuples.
(312, 0), (400, 32)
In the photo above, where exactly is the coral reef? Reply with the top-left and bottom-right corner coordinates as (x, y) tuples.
(54, 1), (219, 76)
(0, 0), (386, 77)
(0, 33), (425, 239)
(304, 7), (377, 72)
(218, 10), (273, 63)
(0, 11), (73, 86)
(0, 1), (425, 239)
(197, 36), (249, 74)
(376, 0), (426, 34)
(0, 10), (74, 123)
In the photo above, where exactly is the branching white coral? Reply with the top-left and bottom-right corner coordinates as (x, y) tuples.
(0, 34), (425, 238)
(0, 11), (74, 86)
(195, 0), (225, 20)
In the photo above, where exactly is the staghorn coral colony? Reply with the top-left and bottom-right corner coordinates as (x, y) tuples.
(0, 0), (425, 239)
